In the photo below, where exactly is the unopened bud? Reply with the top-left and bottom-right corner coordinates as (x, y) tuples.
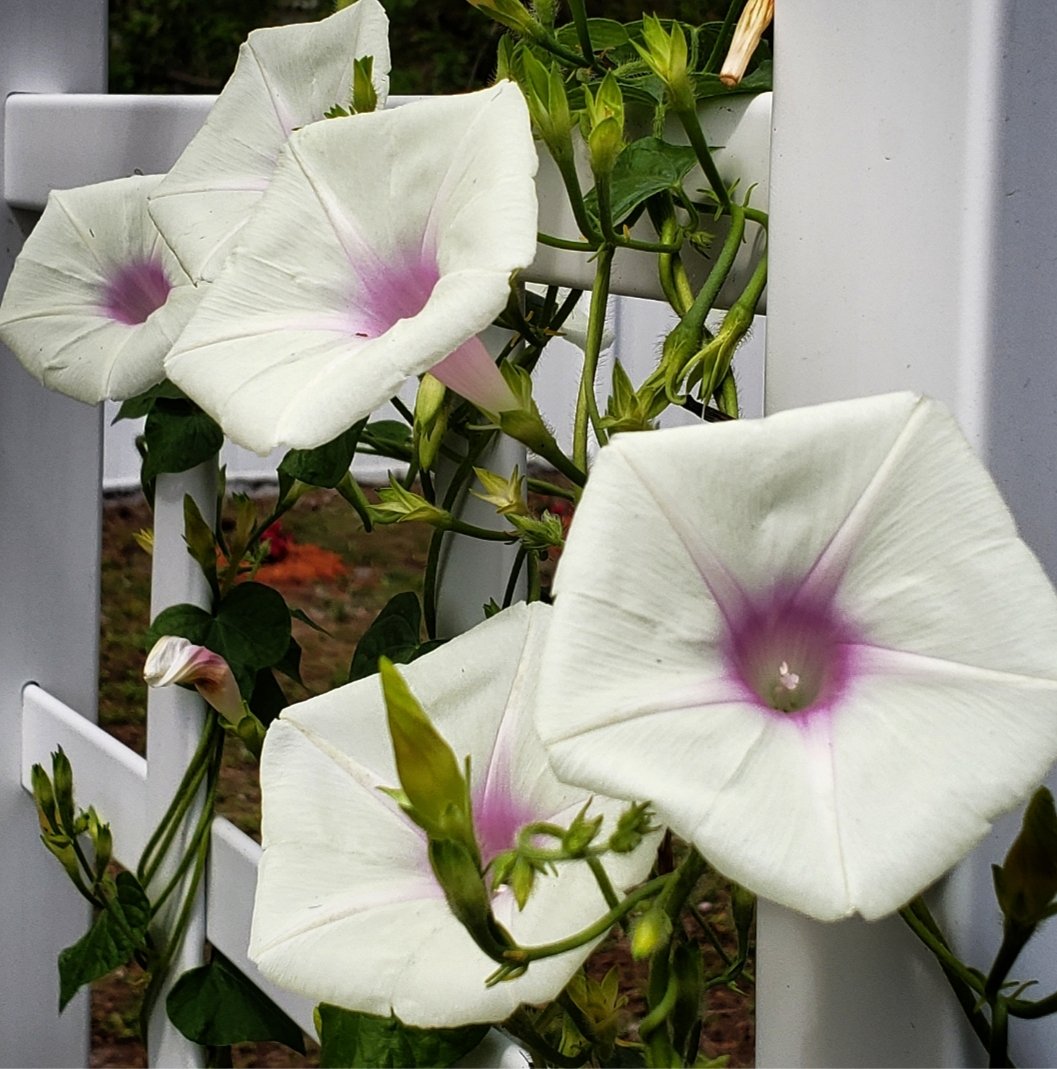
(994, 787), (1057, 929)
(144, 635), (245, 724)
(630, 903), (672, 959)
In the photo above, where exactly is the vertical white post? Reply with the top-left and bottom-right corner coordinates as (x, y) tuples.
(0, 5), (106, 1066)
(144, 466), (216, 1068)
(759, 2), (1057, 1065)
(436, 325), (526, 637)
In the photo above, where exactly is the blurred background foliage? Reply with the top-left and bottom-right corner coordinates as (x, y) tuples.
(109, 0), (730, 95)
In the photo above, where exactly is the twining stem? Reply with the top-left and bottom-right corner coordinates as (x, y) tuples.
(502, 874), (671, 965)
(675, 107), (730, 212)
(587, 855), (620, 911)
(527, 476), (577, 501)
(502, 546), (527, 609)
(573, 245), (615, 470)
(898, 899), (992, 1054)
(566, 0), (595, 67)
(137, 714), (219, 887)
(705, 0), (745, 72)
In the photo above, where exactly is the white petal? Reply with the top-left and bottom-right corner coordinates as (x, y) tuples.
(148, 0), (391, 282)
(165, 84), (539, 454)
(0, 175), (196, 402)
(537, 392), (1057, 920)
(250, 603), (659, 1026)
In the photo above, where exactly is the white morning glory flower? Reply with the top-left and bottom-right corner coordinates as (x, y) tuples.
(249, 602), (659, 1027)
(535, 392), (1057, 922)
(0, 174), (198, 403)
(164, 82), (537, 455)
(148, 0), (391, 283)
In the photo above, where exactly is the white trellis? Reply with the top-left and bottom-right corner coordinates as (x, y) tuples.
(2, 2), (1057, 1067)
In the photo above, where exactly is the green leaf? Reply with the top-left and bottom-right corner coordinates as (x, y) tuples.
(553, 17), (629, 53)
(142, 399), (223, 480)
(58, 871), (150, 1011)
(693, 60), (773, 101)
(167, 952), (305, 1051)
(112, 380), (186, 422)
(359, 420), (413, 459)
(149, 584), (291, 694)
(587, 136), (698, 225)
(348, 592), (426, 682)
(249, 667), (288, 726)
(316, 1005), (487, 1068)
(279, 420), (366, 489)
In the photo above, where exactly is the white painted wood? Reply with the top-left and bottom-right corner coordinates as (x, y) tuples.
(4, 90), (771, 304)
(3, 93), (214, 207)
(144, 466), (217, 1068)
(758, 2), (1057, 1066)
(0, 4), (106, 1066)
(21, 685), (149, 858)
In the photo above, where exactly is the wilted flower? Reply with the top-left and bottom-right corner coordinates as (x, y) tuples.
(148, 0), (391, 282)
(164, 82), (538, 454)
(249, 603), (658, 1026)
(0, 175), (197, 402)
(145, 635), (244, 724)
(536, 393), (1057, 921)
(719, 0), (774, 87)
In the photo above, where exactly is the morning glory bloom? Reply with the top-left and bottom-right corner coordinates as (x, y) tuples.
(144, 635), (243, 724)
(536, 392), (1057, 922)
(249, 602), (658, 1026)
(0, 175), (197, 402)
(148, 0), (391, 283)
(164, 82), (538, 454)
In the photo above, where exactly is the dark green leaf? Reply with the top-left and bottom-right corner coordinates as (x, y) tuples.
(148, 603), (213, 648)
(142, 399), (223, 480)
(279, 420), (366, 489)
(553, 17), (629, 53)
(210, 583), (292, 673)
(112, 380), (187, 422)
(167, 952), (305, 1051)
(58, 872), (150, 1011)
(273, 634), (304, 687)
(359, 420), (413, 459)
(348, 592), (424, 682)
(249, 667), (288, 726)
(588, 136), (699, 224)
(317, 1005), (487, 1069)
(693, 60), (772, 102)
(149, 584), (291, 695)
(291, 607), (329, 635)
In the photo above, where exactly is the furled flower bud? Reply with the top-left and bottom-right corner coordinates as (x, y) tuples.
(368, 476), (453, 528)
(144, 635), (244, 724)
(719, 0), (774, 87)
(632, 16), (694, 111)
(994, 787), (1057, 930)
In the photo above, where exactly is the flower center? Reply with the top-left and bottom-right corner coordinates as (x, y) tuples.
(348, 250), (440, 338)
(102, 257), (172, 325)
(472, 784), (535, 868)
(724, 587), (853, 715)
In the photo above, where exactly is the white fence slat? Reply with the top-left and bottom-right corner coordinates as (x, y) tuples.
(21, 685), (149, 859)
(0, 4), (107, 1066)
(143, 466), (217, 1067)
(759, 2), (1057, 1066)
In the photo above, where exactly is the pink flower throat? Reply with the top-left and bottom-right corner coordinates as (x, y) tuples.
(103, 258), (172, 325)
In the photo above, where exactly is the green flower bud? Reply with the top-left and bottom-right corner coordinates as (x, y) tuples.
(630, 903), (672, 960)
(561, 801), (603, 856)
(517, 50), (574, 161)
(608, 801), (657, 854)
(31, 763), (59, 834)
(369, 476), (453, 528)
(508, 510), (565, 552)
(467, 0), (537, 36)
(632, 16), (693, 111)
(602, 360), (666, 434)
(472, 465), (529, 517)
(51, 748), (76, 831)
(380, 658), (476, 853)
(994, 787), (1057, 929)
(429, 837), (513, 959)
(413, 373), (449, 470)
(351, 55), (378, 114)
